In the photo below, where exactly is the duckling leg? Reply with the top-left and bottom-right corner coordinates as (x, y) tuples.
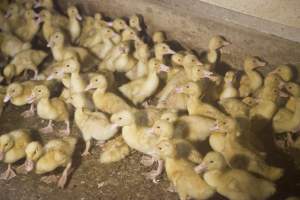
(57, 162), (72, 189)
(39, 120), (54, 134)
(21, 104), (35, 118)
(140, 155), (155, 167)
(143, 159), (164, 184)
(32, 69), (38, 80)
(0, 164), (16, 180)
(59, 120), (70, 136)
(81, 140), (91, 156)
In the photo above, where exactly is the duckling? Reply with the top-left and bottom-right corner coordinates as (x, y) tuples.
(218, 98), (250, 119)
(129, 14), (142, 32)
(28, 85), (70, 135)
(15, 9), (41, 42)
(239, 56), (267, 97)
(209, 131), (284, 181)
(270, 65), (293, 82)
(284, 82), (300, 111)
(67, 6), (82, 43)
(177, 82), (227, 120)
(118, 58), (169, 105)
(155, 140), (215, 200)
(220, 71), (238, 99)
(3, 49), (48, 82)
(0, 32), (31, 57)
(74, 107), (119, 156)
(196, 151), (276, 200)
(161, 112), (216, 142)
(85, 74), (132, 114)
(5, 3), (23, 31)
(152, 31), (166, 44)
(0, 129), (32, 180)
(24, 137), (77, 188)
(201, 35), (230, 70)
(100, 136), (130, 163)
(166, 53), (185, 81)
(48, 31), (98, 70)
(109, 18), (128, 34)
(154, 43), (176, 61)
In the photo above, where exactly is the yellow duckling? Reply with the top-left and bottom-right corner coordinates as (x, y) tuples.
(47, 31), (98, 70)
(209, 131), (283, 181)
(270, 64), (293, 82)
(284, 82), (300, 111)
(155, 140), (215, 200)
(154, 43), (176, 61)
(0, 32), (31, 57)
(74, 107), (119, 156)
(118, 58), (169, 105)
(28, 85), (70, 135)
(129, 14), (142, 32)
(0, 129), (32, 180)
(24, 136), (77, 188)
(15, 9), (41, 42)
(67, 6), (82, 43)
(152, 31), (166, 44)
(220, 70), (238, 99)
(85, 74), (132, 114)
(196, 151), (276, 200)
(108, 18), (128, 34)
(3, 49), (48, 82)
(177, 82), (227, 120)
(239, 56), (267, 97)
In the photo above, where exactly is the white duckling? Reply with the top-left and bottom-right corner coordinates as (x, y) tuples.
(24, 137), (77, 188)
(239, 56), (267, 97)
(196, 151), (276, 200)
(67, 6), (82, 43)
(27, 85), (70, 135)
(118, 58), (169, 105)
(85, 74), (132, 114)
(220, 70), (238, 99)
(0, 129), (32, 180)
(155, 140), (215, 200)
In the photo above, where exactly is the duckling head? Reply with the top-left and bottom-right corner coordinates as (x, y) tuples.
(129, 15), (142, 31)
(94, 13), (103, 21)
(155, 139), (176, 158)
(171, 53), (184, 66)
(195, 151), (226, 173)
(48, 31), (65, 48)
(0, 134), (14, 161)
(148, 58), (170, 73)
(28, 85), (50, 103)
(284, 82), (300, 97)
(242, 97), (259, 107)
(244, 56), (267, 71)
(85, 74), (107, 92)
(154, 43), (176, 59)
(110, 110), (135, 127)
(110, 18), (128, 32)
(3, 64), (16, 83)
(191, 66), (218, 82)
(39, 9), (52, 22)
(101, 27), (118, 39)
(182, 54), (203, 67)
(270, 65), (293, 82)
(24, 141), (43, 172)
(209, 132), (226, 153)
(208, 36), (230, 50)
(152, 31), (166, 44)
(63, 58), (81, 73)
(160, 111), (178, 123)
(149, 120), (174, 139)
(47, 67), (65, 81)
(224, 71), (236, 84)
(5, 4), (19, 18)
(4, 83), (23, 102)
(67, 6), (82, 21)
(122, 28), (139, 41)
(176, 82), (203, 97)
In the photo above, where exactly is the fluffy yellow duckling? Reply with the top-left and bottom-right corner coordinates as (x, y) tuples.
(161, 111), (216, 142)
(85, 74), (131, 114)
(239, 56), (267, 97)
(28, 85), (70, 135)
(100, 136), (130, 163)
(3, 49), (48, 82)
(220, 70), (238, 99)
(152, 31), (166, 44)
(0, 129), (32, 180)
(129, 14), (142, 32)
(209, 131), (283, 181)
(0, 32), (31, 57)
(155, 140), (215, 200)
(67, 6), (82, 43)
(47, 31), (98, 70)
(74, 107), (119, 156)
(24, 136), (77, 188)
(108, 18), (128, 34)
(118, 58), (169, 105)
(196, 151), (276, 200)
(15, 9), (41, 42)
(177, 82), (227, 120)
(284, 82), (300, 111)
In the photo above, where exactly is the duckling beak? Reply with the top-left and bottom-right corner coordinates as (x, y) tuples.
(159, 64), (170, 72)
(194, 163), (207, 174)
(278, 90), (289, 98)
(147, 128), (155, 135)
(85, 84), (95, 91)
(106, 21), (113, 27)
(111, 123), (120, 129)
(0, 151), (4, 161)
(166, 49), (176, 55)
(33, 1), (41, 8)
(209, 122), (220, 131)
(257, 60), (267, 67)
(222, 40), (231, 46)
(3, 94), (11, 103)
(175, 87), (183, 94)
(76, 14), (82, 21)
(47, 40), (54, 48)
(24, 159), (34, 172)
(26, 94), (36, 104)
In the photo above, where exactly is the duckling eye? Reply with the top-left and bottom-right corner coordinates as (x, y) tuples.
(95, 79), (98, 82)
(197, 69), (201, 72)
(66, 65), (70, 68)
(166, 118), (170, 121)
(186, 86), (190, 88)
(156, 126), (160, 129)
(55, 71), (58, 74)
(38, 90), (41, 93)
(118, 117), (122, 120)
(210, 160), (214, 163)
(12, 89), (15, 93)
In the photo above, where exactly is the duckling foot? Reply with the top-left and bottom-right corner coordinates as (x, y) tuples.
(166, 184), (176, 193)
(0, 165), (16, 180)
(16, 163), (28, 174)
(140, 155), (155, 167)
(41, 175), (59, 184)
(143, 160), (164, 184)
(39, 120), (54, 134)
(59, 121), (70, 136)
(57, 162), (72, 189)
(81, 140), (92, 157)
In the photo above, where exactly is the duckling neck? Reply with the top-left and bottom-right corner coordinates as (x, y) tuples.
(203, 169), (223, 187)
(207, 49), (219, 64)
(51, 44), (64, 61)
(246, 69), (263, 90)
